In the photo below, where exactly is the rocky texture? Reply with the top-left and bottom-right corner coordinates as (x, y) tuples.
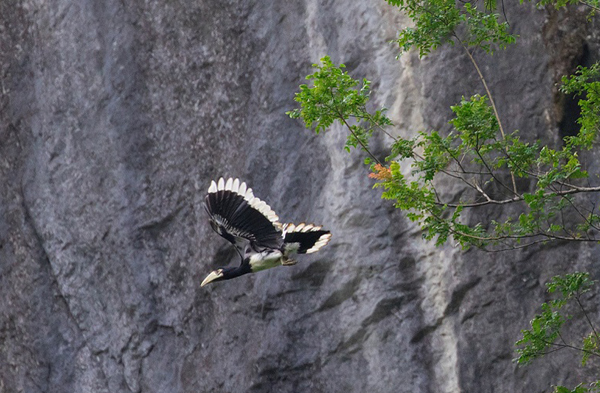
(1, 0), (599, 392)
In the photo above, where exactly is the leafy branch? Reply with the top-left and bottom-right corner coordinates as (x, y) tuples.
(286, 56), (392, 166)
(515, 273), (600, 392)
(289, 56), (600, 250)
(288, 0), (600, 392)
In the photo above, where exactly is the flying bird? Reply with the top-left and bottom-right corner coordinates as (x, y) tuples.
(201, 177), (332, 287)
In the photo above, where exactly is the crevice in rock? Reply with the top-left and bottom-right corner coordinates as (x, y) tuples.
(19, 182), (111, 391)
(20, 189), (71, 323)
(136, 203), (185, 235)
(410, 317), (443, 344)
(558, 43), (591, 141)
(317, 276), (362, 312)
(444, 277), (482, 317)
(542, 6), (595, 145)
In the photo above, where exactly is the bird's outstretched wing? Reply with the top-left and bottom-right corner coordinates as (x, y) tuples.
(204, 177), (283, 254)
(282, 223), (332, 254)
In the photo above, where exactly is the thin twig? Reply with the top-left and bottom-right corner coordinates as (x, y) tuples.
(501, 0), (509, 24)
(336, 109), (382, 165)
(321, 91), (383, 165)
(457, 38), (519, 196)
(438, 182), (600, 209)
(541, 337), (600, 359)
(353, 110), (399, 142)
(473, 143), (519, 197)
(426, 206), (600, 250)
(554, 182), (600, 193)
(574, 295), (600, 342)
(580, 0), (600, 12)
(555, 191), (600, 232)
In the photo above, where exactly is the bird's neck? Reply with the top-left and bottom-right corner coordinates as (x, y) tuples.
(224, 263), (252, 280)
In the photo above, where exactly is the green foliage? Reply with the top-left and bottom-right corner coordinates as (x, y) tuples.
(581, 332), (600, 366)
(461, 3), (516, 53)
(515, 273), (600, 390)
(546, 272), (594, 299)
(560, 64), (600, 149)
(449, 95), (498, 147)
(288, 1), (600, 392)
(385, 0), (516, 56)
(388, 0), (461, 56)
(500, 134), (539, 177)
(288, 1), (600, 391)
(379, 161), (437, 212)
(522, 0), (600, 17)
(289, 55), (600, 251)
(286, 56), (392, 161)
(515, 273), (595, 364)
(286, 0), (600, 254)
(286, 56), (370, 134)
(515, 301), (567, 365)
(553, 382), (600, 393)
(523, 0), (579, 7)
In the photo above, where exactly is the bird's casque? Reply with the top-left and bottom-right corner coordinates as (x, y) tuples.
(201, 177), (332, 286)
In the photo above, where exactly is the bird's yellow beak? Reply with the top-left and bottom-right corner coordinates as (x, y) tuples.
(201, 270), (223, 287)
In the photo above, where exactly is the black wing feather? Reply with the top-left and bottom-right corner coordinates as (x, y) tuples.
(205, 188), (282, 251)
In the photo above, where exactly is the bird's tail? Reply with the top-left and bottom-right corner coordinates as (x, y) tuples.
(282, 223), (332, 254)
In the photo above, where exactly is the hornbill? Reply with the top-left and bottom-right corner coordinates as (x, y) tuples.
(200, 177), (332, 286)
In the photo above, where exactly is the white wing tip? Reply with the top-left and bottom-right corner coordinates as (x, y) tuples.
(249, 197), (279, 223)
(232, 178), (240, 193)
(207, 177), (280, 224)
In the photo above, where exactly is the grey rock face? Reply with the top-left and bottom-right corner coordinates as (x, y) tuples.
(1, 0), (599, 392)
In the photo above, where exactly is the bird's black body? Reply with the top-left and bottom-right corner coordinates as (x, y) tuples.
(201, 177), (332, 286)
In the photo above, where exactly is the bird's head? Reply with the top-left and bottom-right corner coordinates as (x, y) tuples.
(200, 268), (226, 287)
(201, 266), (249, 287)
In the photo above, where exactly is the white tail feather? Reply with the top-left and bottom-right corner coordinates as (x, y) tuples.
(306, 233), (332, 253)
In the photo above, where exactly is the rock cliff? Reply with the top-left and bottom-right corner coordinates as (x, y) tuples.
(1, 0), (599, 392)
